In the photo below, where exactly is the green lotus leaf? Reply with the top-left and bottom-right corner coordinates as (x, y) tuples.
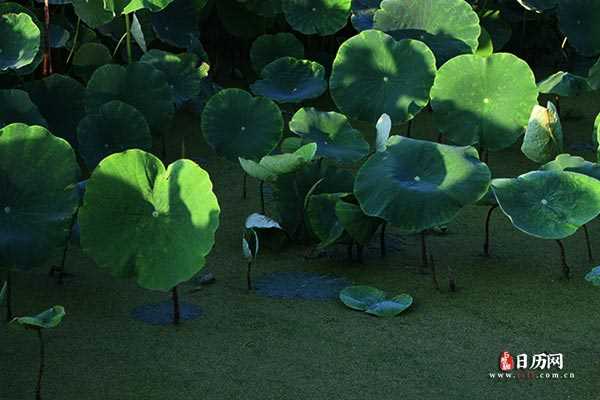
(480, 10), (512, 52)
(77, 101), (152, 169)
(79, 150), (220, 291)
(375, 113), (391, 152)
(0, 123), (79, 269)
(0, 13), (41, 71)
(72, 42), (113, 82)
(476, 26), (493, 58)
(537, 71), (591, 96)
(373, 0), (480, 64)
(250, 57), (327, 104)
(521, 102), (563, 163)
(202, 88), (283, 161)
(24, 74), (85, 148)
(245, 213), (283, 230)
(49, 23), (70, 48)
(71, 0), (114, 28)
(558, 0), (600, 56)
(355, 136), (491, 233)
(282, 0), (351, 36)
(151, 0), (206, 47)
(307, 193), (348, 248)
(476, 187), (497, 206)
(140, 50), (209, 106)
(365, 293), (413, 317)
(85, 62), (175, 134)
(585, 266), (600, 286)
(330, 30), (437, 124)
(10, 306), (65, 330)
(430, 53), (538, 151)
(350, 0), (381, 31)
(541, 154), (600, 180)
(289, 107), (369, 163)
(239, 143), (317, 182)
(105, 0), (177, 14)
(217, 0), (266, 38)
(491, 170), (600, 239)
(516, 0), (557, 12)
(0, 4), (44, 75)
(0, 89), (47, 129)
(250, 33), (305, 73)
(589, 57), (600, 90)
(339, 285), (385, 311)
(335, 197), (381, 245)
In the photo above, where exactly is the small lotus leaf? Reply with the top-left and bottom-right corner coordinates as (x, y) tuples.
(239, 143), (317, 182)
(0, 13), (41, 71)
(537, 71), (591, 96)
(375, 113), (391, 152)
(339, 285), (385, 311)
(585, 266), (600, 286)
(365, 293), (413, 317)
(0, 89), (47, 129)
(250, 33), (304, 73)
(245, 213), (283, 230)
(521, 102), (563, 163)
(307, 193), (347, 248)
(335, 198), (381, 245)
(282, 0), (351, 36)
(10, 306), (65, 330)
(72, 42), (113, 82)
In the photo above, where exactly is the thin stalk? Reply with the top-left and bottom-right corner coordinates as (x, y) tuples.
(380, 222), (387, 258)
(247, 261), (253, 290)
(430, 254), (440, 291)
(66, 18), (81, 65)
(583, 224), (593, 262)
(36, 329), (44, 400)
(406, 119), (413, 138)
(483, 205), (498, 256)
(420, 231), (429, 272)
(124, 14), (133, 64)
(171, 286), (180, 325)
(259, 181), (265, 214)
(448, 266), (456, 292)
(555, 96), (561, 117)
(42, 0), (52, 76)
(556, 240), (570, 279)
(242, 173), (247, 200)
(55, 210), (79, 284)
(5, 270), (12, 322)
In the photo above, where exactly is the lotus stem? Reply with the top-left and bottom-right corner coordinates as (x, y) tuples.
(583, 224), (593, 262)
(259, 181), (265, 214)
(247, 261), (253, 291)
(5, 270), (12, 322)
(448, 266), (456, 292)
(242, 173), (247, 200)
(555, 96), (561, 117)
(171, 286), (180, 325)
(53, 210), (79, 285)
(42, 0), (52, 76)
(36, 329), (44, 400)
(483, 204), (498, 256)
(420, 231), (429, 272)
(66, 17), (81, 65)
(430, 254), (440, 291)
(124, 13), (133, 64)
(380, 222), (387, 258)
(556, 240), (570, 279)
(406, 119), (413, 138)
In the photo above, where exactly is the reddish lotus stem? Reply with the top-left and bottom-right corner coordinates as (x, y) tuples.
(42, 0), (52, 76)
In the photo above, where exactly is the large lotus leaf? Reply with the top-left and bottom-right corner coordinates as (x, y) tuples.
(250, 33), (304, 73)
(289, 107), (369, 163)
(355, 136), (491, 233)
(521, 102), (563, 164)
(0, 4), (44, 75)
(282, 0), (351, 36)
(517, 0), (558, 12)
(10, 306), (65, 330)
(71, 0), (114, 28)
(590, 57), (600, 90)
(373, 0), (480, 65)
(365, 294), (413, 317)
(77, 101), (152, 169)
(0, 89), (47, 129)
(541, 154), (600, 181)
(0, 13), (40, 71)
(201, 88), (283, 161)
(339, 285), (385, 311)
(491, 170), (600, 239)
(330, 30), (437, 124)
(250, 57), (327, 103)
(239, 143), (317, 182)
(430, 53), (538, 151)
(585, 266), (600, 286)
(335, 197), (381, 245)
(307, 193), (347, 248)
(79, 150), (220, 291)
(537, 71), (592, 96)
(85, 62), (175, 133)
(350, 0), (381, 31)
(480, 10), (512, 52)
(151, 0), (205, 47)
(558, 0), (600, 56)
(0, 123), (79, 269)
(72, 42), (113, 82)
(140, 50), (208, 106)
(24, 74), (85, 148)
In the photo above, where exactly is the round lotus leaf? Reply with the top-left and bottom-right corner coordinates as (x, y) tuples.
(24, 74), (85, 148)
(152, 0), (205, 47)
(239, 142), (317, 182)
(558, 0), (600, 56)
(430, 53), (538, 151)
(79, 150), (220, 291)
(140, 50), (209, 106)
(365, 293), (413, 317)
(201, 88), (283, 161)
(373, 0), (480, 65)
(289, 107), (369, 163)
(350, 0), (381, 31)
(86, 62), (175, 134)
(217, 0), (266, 38)
(71, 0), (114, 28)
(537, 71), (591, 96)
(517, 0), (557, 12)
(330, 30), (437, 124)
(0, 13), (41, 71)
(77, 101), (152, 169)
(339, 285), (385, 311)
(250, 33), (304, 73)
(10, 306), (65, 330)
(72, 42), (113, 82)
(491, 170), (600, 239)
(0, 4), (44, 75)
(250, 57), (327, 103)
(0, 89), (47, 129)
(307, 193), (348, 248)
(480, 10), (512, 52)
(476, 26), (493, 58)
(589, 57), (600, 90)
(0, 123), (79, 269)
(541, 153), (600, 181)
(355, 136), (491, 233)
(521, 102), (563, 164)
(49, 23), (70, 48)
(282, 0), (351, 36)
(585, 266), (600, 286)
(335, 197), (381, 245)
